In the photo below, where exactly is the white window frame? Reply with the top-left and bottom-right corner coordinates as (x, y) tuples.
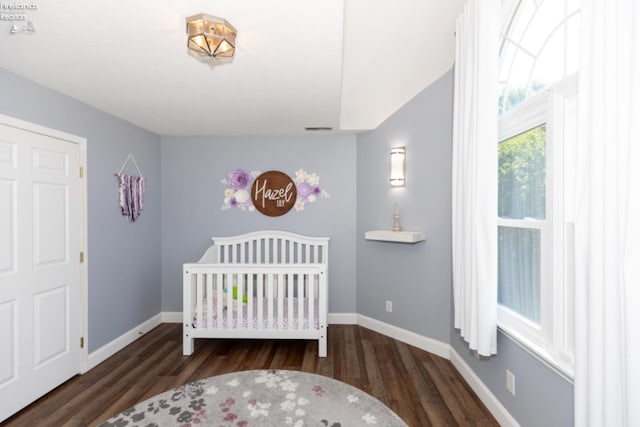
(497, 75), (576, 379)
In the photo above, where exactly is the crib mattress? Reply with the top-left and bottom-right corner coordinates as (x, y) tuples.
(192, 297), (319, 330)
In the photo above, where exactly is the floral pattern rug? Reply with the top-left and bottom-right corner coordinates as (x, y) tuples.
(99, 369), (407, 427)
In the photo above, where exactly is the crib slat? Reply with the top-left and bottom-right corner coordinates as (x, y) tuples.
(258, 273), (264, 329)
(308, 274), (315, 331)
(237, 274), (244, 328)
(196, 273), (204, 328)
(277, 273), (284, 329)
(298, 274), (304, 330)
(305, 245), (310, 264)
(265, 238), (271, 264)
(247, 273), (254, 328)
(206, 273), (213, 329)
(287, 273), (294, 330)
(216, 272), (224, 328)
(267, 273), (274, 329)
(256, 239), (261, 264)
(227, 273), (234, 328)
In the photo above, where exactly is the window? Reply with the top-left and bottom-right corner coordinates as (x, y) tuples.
(497, 0), (578, 378)
(499, 124), (546, 324)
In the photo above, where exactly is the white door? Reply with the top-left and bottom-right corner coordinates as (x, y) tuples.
(0, 120), (83, 422)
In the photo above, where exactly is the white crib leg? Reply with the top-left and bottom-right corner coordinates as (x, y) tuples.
(184, 329), (194, 356)
(319, 326), (327, 357)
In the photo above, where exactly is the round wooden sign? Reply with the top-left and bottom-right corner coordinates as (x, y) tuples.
(250, 170), (297, 217)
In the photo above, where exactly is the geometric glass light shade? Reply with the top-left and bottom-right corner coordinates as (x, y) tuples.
(186, 14), (237, 58)
(390, 146), (406, 187)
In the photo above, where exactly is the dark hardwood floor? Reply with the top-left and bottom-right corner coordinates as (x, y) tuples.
(4, 323), (499, 426)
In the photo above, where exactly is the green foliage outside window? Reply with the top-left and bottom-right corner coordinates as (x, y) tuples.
(498, 125), (546, 220)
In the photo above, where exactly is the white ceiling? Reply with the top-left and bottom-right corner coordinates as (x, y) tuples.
(0, 0), (464, 135)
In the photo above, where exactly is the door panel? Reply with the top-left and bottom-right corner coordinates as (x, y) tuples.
(0, 180), (16, 274)
(0, 141), (16, 166)
(33, 183), (68, 267)
(0, 300), (17, 387)
(34, 285), (69, 368)
(33, 147), (68, 174)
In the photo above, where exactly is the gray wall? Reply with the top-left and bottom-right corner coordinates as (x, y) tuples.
(160, 134), (357, 313)
(0, 68), (162, 352)
(356, 69), (454, 343)
(452, 331), (574, 426)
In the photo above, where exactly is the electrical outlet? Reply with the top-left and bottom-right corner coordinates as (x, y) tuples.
(506, 370), (516, 396)
(385, 300), (392, 312)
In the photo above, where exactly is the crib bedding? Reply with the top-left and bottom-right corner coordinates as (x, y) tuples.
(192, 297), (319, 330)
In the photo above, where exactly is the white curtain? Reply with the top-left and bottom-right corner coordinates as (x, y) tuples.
(452, 0), (500, 356)
(574, 0), (640, 425)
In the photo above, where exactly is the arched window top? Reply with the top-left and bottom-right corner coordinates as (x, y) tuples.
(499, 0), (580, 114)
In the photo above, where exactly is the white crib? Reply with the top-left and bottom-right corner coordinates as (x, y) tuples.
(183, 230), (330, 357)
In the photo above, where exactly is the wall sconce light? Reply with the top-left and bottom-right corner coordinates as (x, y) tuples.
(390, 146), (406, 187)
(186, 14), (237, 59)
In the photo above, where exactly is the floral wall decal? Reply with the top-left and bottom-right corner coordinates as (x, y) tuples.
(221, 168), (329, 214)
(293, 169), (330, 212)
(222, 169), (259, 211)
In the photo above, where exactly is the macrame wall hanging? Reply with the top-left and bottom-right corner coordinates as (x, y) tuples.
(114, 154), (146, 222)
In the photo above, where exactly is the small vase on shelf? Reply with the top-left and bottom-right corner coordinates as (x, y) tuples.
(393, 209), (402, 232)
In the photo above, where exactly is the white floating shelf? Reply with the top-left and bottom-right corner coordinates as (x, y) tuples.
(364, 230), (426, 244)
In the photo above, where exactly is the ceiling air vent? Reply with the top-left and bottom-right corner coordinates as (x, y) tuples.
(304, 127), (333, 131)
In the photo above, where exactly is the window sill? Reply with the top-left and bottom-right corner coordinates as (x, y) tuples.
(497, 322), (574, 384)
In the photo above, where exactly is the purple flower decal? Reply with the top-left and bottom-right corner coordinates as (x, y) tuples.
(297, 182), (313, 198)
(227, 169), (251, 190)
(222, 170), (259, 212)
(293, 169), (330, 212)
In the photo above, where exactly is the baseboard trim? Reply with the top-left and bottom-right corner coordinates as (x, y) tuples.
(328, 312), (358, 324)
(449, 348), (520, 427)
(162, 311), (183, 323)
(85, 310), (517, 426)
(86, 314), (163, 371)
(356, 314), (450, 359)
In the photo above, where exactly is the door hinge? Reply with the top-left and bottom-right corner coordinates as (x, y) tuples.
(80, 251), (84, 263)
(79, 166), (84, 178)
(80, 337), (84, 348)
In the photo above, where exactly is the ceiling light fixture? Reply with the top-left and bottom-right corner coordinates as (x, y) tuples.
(186, 14), (237, 59)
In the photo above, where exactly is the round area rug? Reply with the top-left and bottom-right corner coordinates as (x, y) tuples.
(99, 369), (407, 427)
